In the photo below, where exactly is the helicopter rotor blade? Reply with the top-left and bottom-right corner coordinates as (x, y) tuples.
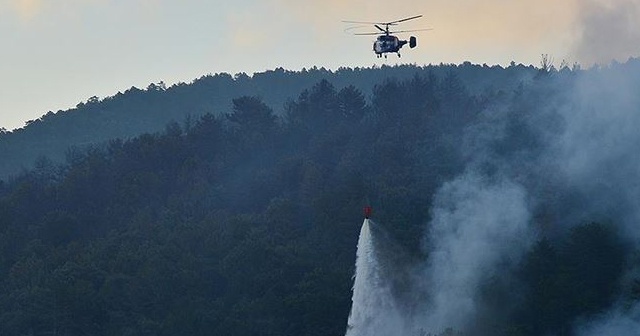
(342, 15), (423, 26)
(342, 20), (384, 25)
(374, 24), (386, 33)
(352, 28), (431, 36)
(389, 28), (433, 34)
(343, 15), (425, 36)
(343, 25), (370, 34)
(387, 15), (423, 25)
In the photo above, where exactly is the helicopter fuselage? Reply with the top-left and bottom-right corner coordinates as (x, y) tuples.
(373, 35), (406, 55)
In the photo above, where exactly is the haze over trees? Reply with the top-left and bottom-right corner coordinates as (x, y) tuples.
(1, 59), (640, 335)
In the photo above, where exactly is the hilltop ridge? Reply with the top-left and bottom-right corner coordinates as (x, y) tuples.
(0, 63), (535, 180)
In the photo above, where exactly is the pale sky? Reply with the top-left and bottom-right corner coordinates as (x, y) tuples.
(1, 0), (639, 130)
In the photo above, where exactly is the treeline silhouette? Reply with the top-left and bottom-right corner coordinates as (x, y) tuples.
(0, 62), (638, 335)
(0, 63), (536, 180)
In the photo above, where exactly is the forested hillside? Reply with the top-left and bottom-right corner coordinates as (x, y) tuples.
(2, 60), (640, 335)
(0, 63), (536, 180)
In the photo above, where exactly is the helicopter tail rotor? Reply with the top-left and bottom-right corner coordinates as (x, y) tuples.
(410, 36), (417, 48)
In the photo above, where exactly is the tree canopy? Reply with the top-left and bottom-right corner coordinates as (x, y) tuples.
(1, 60), (640, 335)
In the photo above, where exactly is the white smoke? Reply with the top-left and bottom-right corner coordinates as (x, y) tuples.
(555, 63), (640, 335)
(418, 171), (532, 333)
(574, 0), (640, 66)
(556, 64), (640, 240)
(346, 49), (640, 336)
(400, 59), (640, 334)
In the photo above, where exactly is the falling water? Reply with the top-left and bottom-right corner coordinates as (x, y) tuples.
(345, 219), (406, 336)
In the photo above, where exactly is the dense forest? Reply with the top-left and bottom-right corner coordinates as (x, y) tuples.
(1, 59), (640, 335)
(0, 63), (536, 180)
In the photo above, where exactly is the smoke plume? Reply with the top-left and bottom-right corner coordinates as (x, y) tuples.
(420, 172), (532, 333)
(573, 0), (640, 66)
(346, 61), (640, 335)
(420, 60), (640, 334)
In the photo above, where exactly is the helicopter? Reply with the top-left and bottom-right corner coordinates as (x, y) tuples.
(343, 15), (431, 58)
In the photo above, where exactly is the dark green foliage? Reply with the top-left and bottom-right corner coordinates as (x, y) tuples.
(0, 80), (426, 335)
(510, 223), (627, 336)
(0, 64), (536, 180)
(0, 63), (637, 336)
